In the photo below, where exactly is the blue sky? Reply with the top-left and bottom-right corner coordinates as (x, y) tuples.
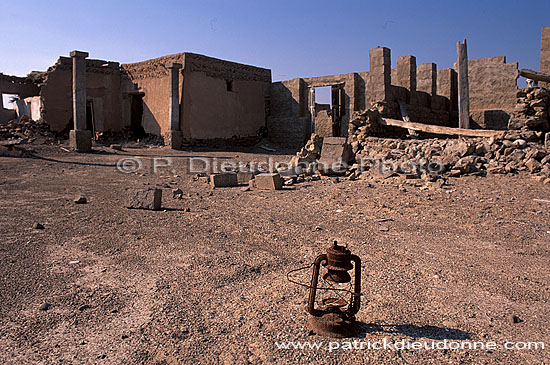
(1, 0), (549, 100)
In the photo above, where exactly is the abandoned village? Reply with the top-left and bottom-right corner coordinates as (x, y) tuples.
(0, 14), (549, 364)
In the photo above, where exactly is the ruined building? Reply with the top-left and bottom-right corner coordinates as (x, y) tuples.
(1, 27), (549, 150)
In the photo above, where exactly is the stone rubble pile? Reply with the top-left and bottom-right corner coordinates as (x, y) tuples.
(508, 87), (550, 130)
(0, 117), (57, 144)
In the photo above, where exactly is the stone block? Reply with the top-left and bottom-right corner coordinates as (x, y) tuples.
(69, 129), (92, 152)
(318, 137), (353, 176)
(237, 171), (255, 185)
(210, 173), (238, 188)
(255, 173), (283, 190)
(127, 188), (162, 210)
(164, 130), (183, 149)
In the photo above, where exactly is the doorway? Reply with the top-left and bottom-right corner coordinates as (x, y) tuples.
(309, 85), (345, 137)
(130, 94), (145, 138)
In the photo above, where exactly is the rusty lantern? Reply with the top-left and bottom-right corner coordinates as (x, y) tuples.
(288, 241), (362, 338)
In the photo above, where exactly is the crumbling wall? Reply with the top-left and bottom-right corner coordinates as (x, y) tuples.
(181, 53), (271, 141)
(267, 78), (309, 148)
(455, 56), (518, 129)
(0, 73), (39, 124)
(40, 57), (123, 132)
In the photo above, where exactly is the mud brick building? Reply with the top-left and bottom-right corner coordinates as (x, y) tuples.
(1, 27), (549, 150)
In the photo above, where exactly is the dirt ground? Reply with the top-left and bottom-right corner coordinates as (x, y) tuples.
(0, 144), (549, 364)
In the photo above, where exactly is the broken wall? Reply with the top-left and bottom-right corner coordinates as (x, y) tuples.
(40, 57), (123, 132)
(456, 56), (519, 129)
(0, 73), (39, 124)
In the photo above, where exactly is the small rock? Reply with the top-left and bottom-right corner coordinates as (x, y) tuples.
(69, 260), (80, 265)
(512, 139), (527, 149)
(79, 304), (91, 311)
(74, 195), (87, 204)
(39, 303), (51, 311)
(510, 315), (522, 324)
(172, 188), (184, 199)
(33, 222), (44, 230)
(379, 226), (389, 232)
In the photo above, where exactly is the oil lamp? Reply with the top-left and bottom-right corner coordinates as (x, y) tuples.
(288, 241), (362, 337)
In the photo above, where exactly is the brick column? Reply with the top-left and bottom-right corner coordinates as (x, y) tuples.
(69, 50), (91, 152)
(541, 27), (550, 88)
(367, 47), (391, 107)
(164, 62), (183, 149)
(417, 62), (437, 96)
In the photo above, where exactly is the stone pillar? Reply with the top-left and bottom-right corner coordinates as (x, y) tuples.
(541, 27), (550, 88)
(437, 68), (458, 125)
(457, 39), (470, 129)
(69, 50), (91, 152)
(367, 47), (391, 107)
(396, 55), (417, 92)
(417, 62), (437, 96)
(164, 62), (183, 149)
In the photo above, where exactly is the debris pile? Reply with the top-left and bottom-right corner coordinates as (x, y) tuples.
(96, 127), (164, 146)
(508, 87), (550, 130)
(290, 133), (323, 168)
(0, 118), (57, 144)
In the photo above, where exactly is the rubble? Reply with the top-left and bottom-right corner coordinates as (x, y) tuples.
(0, 118), (58, 144)
(508, 87), (550, 130)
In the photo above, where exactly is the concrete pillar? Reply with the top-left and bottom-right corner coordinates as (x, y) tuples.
(457, 39), (470, 129)
(164, 62), (183, 149)
(417, 62), (437, 96)
(367, 47), (391, 107)
(541, 27), (550, 88)
(69, 50), (91, 152)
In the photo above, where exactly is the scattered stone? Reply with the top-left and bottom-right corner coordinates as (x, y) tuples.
(33, 222), (44, 230)
(172, 188), (184, 199)
(78, 304), (91, 311)
(241, 185), (251, 192)
(510, 315), (522, 324)
(69, 260), (80, 265)
(39, 303), (51, 311)
(512, 139), (527, 149)
(198, 176), (209, 184)
(255, 173), (283, 190)
(379, 226), (389, 232)
(127, 188), (162, 210)
(210, 173), (238, 188)
(74, 195), (87, 204)
(237, 171), (255, 185)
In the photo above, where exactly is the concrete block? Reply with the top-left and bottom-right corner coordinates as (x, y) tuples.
(69, 129), (92, 152)
(127, 188), (162, 210)
(237, 171), (255, 184)
(164, 130), (183, 149)
(210, 173), (238, 188)
(255, 173), (283, 190)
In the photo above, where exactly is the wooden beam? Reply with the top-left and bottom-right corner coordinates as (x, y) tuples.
(519, 68), (550, 83)
(397, 100), (419, 138)
(457, 39), (470, 129)
(378, 117), (504, 138)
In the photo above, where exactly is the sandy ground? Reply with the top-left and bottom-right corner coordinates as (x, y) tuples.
(0, 144), (549, 364)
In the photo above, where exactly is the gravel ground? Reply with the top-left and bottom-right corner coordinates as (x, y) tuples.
(0, 145), (549, 364)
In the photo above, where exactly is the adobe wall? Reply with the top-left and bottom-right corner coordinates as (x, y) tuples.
(181, 53), (271, 140)
(40, 57), (123, 132)
(121, 53), (185, 135)
(0, 73), (40, 123)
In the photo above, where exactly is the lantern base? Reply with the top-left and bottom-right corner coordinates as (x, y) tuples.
(307, 312), (358, 338)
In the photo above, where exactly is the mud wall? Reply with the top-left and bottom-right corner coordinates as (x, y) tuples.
(0, 74), (39, 123)
(541, 27), (550, 88)
(40, 57), (123, 132)
(181, 53), (271, 140)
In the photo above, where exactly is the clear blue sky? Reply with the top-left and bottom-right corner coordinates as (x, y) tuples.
(1, 0), (549, 93)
